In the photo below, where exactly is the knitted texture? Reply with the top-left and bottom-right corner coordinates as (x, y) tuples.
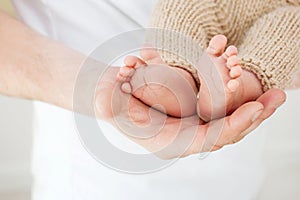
(286, 0), (300, 6)
(239, 6), (300, 91)
(150, 0), (300, 89)
(148, 0), (224, 87)
(214, 0), (288, 46)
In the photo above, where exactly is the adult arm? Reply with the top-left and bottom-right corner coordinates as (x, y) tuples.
(0, 10), (287, 159)
(0, 10), (85, 110)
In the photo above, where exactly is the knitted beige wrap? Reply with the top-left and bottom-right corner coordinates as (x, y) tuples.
(239, 6), (300, 91)
(148, 0), (222, 87)
(149, 0), (300, 91)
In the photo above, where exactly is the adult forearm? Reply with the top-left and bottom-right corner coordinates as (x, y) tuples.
(0, 10), (86, 110)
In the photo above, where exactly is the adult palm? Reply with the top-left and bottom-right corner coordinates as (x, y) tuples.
(95, 67), (286, 159)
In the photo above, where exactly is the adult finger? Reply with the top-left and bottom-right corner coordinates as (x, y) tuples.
(234, 89), (286, 141)
(184, 101), (265, 156)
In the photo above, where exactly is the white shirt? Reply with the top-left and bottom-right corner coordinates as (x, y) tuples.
(13, 0), (266, 199)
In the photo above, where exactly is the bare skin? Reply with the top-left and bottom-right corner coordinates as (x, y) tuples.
(0, 10), (287, 159)
(97, 68), (286, 159)
(197, 35), (264, 121)
(117, 50), (198, 117)
(117, 35), (264, 121)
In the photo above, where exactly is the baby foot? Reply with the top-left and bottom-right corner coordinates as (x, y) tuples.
(117, 46), (198, 118)
(197, 35), (263, 121)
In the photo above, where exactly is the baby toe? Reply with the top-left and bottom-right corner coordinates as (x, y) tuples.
(221, 45), (238, 61)
(124, 56), (145, 69)
(225, 45), (238, 57)
(140, 45), (164, 65)
(124, 56), (138, 67)
(121, 82), (132, 94)
(119, 67), (135, 78)
(229, 66), (242, 78)
(226, 55), (239, 69)
(227, 79), (240, 92)
(117, 73), (128, 82)
(207, 35), (228, 56)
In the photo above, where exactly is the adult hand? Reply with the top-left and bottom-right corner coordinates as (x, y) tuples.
(0, 11), (288, 160)
(95, 67), (286, 159)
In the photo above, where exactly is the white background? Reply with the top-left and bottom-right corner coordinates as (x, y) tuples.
(0, 1), (299, 199)
(0, 82), (299, 200)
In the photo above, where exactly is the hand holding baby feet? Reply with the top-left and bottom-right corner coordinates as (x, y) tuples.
(197, 35), (263, 121)
(117, 46), (198, 118)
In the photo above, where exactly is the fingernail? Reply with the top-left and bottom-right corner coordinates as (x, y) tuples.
(251, 109), (263, 122)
